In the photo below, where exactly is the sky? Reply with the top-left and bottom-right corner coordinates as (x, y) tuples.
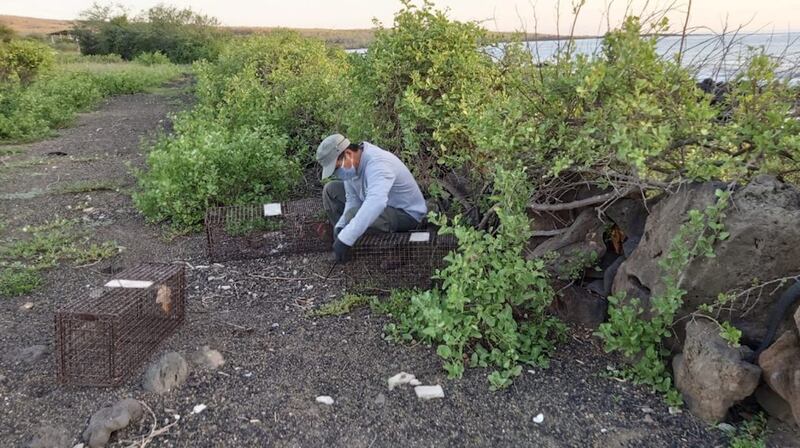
(2, 0), (798, 35)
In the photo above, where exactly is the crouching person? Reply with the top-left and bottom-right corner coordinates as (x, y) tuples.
(316, 133), (427, 262)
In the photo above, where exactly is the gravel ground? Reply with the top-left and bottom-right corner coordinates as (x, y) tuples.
(0, 80), (727, 447)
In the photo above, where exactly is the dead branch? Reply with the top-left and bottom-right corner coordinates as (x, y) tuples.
(677, 0), (692, 65)
(117, 401), (179, 448)
(532, 228), (569, 237)
(477, 205), (497, 230)
(528, 186), (635, 211)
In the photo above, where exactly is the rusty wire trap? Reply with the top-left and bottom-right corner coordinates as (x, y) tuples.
(204, 198), (333, 262)
(343, 230), (457, 292)
(55, 263), (186, 386)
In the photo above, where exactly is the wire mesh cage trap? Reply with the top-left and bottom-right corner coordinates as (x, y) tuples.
(204, 198), (333, 262)
(55, 263), (186, 386)
(344, 230), (457, 292)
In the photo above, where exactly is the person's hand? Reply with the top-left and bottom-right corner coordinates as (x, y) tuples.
(333, 238), (351, 263)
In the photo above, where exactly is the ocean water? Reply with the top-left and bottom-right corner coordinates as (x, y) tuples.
(350, 32), (800, 83)
(510, 32), (800, 82)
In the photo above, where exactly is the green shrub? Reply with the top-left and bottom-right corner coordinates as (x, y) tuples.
(195, 31), (349, 166)
(468, 17), (799, 191)
(134, 119), (299, 229)
(0, 39), (55, 83)
(135, 31), (348, 228)
(0, 24), (15, 43)
(0, 62), (183, 141)
(133, 51), (171, 66)
(346, 0), (498, 180)
(73, 5), (225, 63)
(379, 167), (564, 389)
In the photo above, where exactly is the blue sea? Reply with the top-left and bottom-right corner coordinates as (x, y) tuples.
(510, 32), (800, 83)
(351, 32), (800, 83)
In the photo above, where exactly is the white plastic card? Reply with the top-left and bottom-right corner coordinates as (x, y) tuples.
(105, 279), (154, 289)
(409, 232), (430, 243)
(263, 203), (282, 217)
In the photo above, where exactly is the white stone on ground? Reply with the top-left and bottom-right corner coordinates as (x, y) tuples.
(388, 372), (421, 391)
(717, 423), (736, 432)
(414, 385), (444, 400)
(533, 413), (544, 424)
(316, 396), (334, 405)
(189, 346), (224, 370)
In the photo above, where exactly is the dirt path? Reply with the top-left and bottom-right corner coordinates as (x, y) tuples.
(0, 83), (723, 447)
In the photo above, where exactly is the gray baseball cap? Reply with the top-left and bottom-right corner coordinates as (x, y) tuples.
(316, 133), (350, 180)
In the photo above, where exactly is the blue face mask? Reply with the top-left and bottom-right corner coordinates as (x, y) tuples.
(336, 166), (358, 180)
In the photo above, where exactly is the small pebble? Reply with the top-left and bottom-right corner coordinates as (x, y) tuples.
(533, 413), (544, 424)
(414, 385), (444, 400)
(316, 396), (334, 405)
(388, 372), (419, 390)
(668, 406), (682, 415)
(641, 406), (654, 413)
(20, 302), (34, 310)
(717, 423), (736, 432)
(601, 428), (608, 434)
(643, 415), (656, 424)
(192, 404), (207, 414)
(374, 393), (386, 405)
(219, 285), (231, 290)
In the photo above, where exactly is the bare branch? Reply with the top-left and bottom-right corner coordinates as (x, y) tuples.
(677, 0), (692, 65)
(532, 228), (570, 237)
(529, 186), (635, 211)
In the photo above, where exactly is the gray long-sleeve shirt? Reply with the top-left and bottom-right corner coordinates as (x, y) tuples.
(336, 142), (427, 246)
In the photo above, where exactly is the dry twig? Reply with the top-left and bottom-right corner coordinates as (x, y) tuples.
(116, 401), (179, 448)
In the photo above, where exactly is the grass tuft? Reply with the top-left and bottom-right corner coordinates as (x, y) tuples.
(0, 264), (41, 298)
(726, 413), (768, 448)
(0, 218), (121, 296)
(55, 180), (120, 195)
(310, 293), (375, 317)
